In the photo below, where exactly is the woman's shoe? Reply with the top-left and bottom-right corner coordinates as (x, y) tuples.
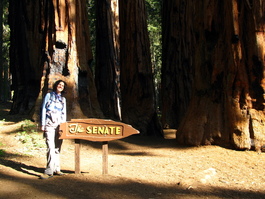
(40, 173), (53, 179)
(54, 171), (65, 176)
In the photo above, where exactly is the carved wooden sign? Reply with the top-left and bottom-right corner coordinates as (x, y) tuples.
(59, 118), (139, 142)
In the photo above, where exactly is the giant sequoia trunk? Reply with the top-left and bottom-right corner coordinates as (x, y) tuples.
(95, 0), (120, 120)
(161, 0), (194, 129)
(119, 0), (162, 136)
(176, 1), (265, 151)
(9, 0), (103, 121)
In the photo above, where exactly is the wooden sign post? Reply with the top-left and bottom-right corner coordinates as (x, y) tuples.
(74, 139), (81, 174)
(59, 119), (139, 175)
(102, 141), (108, 175)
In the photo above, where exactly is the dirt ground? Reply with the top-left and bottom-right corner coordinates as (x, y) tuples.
(0, 102), (265, 199)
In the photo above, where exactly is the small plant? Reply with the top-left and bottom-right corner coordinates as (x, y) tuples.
(15, 131), (45, 148)
(20, 119), (38, 131)
(0, 149), (6, 157)
(0, 119), (6, 127)
(0, 142), (6, 157)
(15, 120), (46, 153)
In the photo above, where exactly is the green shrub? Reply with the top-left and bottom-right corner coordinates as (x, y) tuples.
(15, 120), (46, 150)
(0, 149), (6, 157)
(16, 131), (46, 148)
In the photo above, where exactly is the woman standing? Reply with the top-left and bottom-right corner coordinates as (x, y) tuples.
(40, 80), (67, 179)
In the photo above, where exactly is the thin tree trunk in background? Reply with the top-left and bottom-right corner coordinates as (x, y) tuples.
(95, 0), (120, 120)
(0, 0), (3, 101)
(0, 0), (8, 102)
(177, 1), (265, 151)
(119, 0), (162, 136)
(9, 0), (103, 121)
(161, 0), (194, 129)
(111, 0), (121, 119)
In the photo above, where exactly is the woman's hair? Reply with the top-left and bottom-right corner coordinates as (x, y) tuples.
(52, 80), (67, 94)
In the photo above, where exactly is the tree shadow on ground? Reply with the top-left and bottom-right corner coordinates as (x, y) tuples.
(0, 168), (264, 199)
(77, 134), (197, 152)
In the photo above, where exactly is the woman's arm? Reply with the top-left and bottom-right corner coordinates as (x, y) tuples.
(41, 93), (51, 130)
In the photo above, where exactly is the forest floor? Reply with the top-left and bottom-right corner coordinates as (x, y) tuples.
(0, 101), (265, 199)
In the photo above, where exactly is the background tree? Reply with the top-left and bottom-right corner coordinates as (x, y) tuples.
(95, 0), (120, 120)
(161, 0), (193, 129)
(0, 0), (3, 101)
(119, 0), (162, 136)
(176, 1), (265, 151)
(7, 0), (265, 150)
(8, 0), (103, 121)
(146, 0), (162, 110)
(0, 0), (10, 102)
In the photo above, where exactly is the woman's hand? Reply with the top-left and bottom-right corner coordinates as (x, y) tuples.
(41, 126), (45, 131)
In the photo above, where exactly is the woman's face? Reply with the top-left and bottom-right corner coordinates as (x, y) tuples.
(56, 81), (65, 93)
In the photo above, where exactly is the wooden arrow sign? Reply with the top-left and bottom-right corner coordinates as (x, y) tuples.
(59, 118), (139, 142)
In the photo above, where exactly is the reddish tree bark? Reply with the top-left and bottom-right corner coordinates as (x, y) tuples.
(95, 0), (120, 120)
(9, 0), (103, 121)
(161, 0), (194, 129)
(176, 0), (265, 151)
(119, 0), (162, 136)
